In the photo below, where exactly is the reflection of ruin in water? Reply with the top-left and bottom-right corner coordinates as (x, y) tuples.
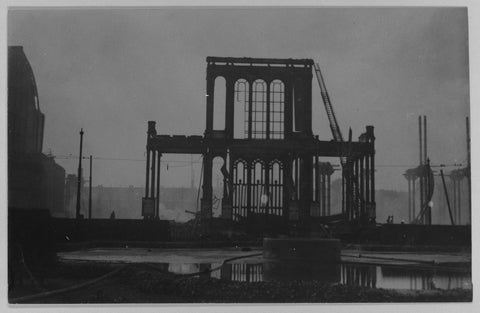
(209, 263), (470, 290)
(156, 260), (470, 291)
(341, 264), (377, 288)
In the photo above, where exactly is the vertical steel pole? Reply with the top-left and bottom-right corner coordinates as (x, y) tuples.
(75, 128), (84, 219)
(423, 116), (427, 164)
(423, 115), (430, 225)
(88, 155), (92, 219)
(419, 116), (423, 165)
(418, 116), (424, 224)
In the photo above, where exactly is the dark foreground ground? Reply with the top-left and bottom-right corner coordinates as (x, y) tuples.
(9, 261), (472, 304)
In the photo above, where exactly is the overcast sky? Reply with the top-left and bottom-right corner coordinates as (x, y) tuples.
(8, 7), (469, 191)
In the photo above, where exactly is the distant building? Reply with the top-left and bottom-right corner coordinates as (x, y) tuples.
(64, 184), (202, 221)
(8, 46), (66, 216)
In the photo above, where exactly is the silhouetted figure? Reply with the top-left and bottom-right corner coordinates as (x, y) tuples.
(110, 210), (116, 219)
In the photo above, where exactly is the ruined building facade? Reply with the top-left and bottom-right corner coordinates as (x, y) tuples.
(8, 46), (65, 215)
(145, 57), (375, 234)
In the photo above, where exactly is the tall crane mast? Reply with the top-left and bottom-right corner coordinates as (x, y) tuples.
(313, 63), (363, 220)
(313, 64), (344, 144)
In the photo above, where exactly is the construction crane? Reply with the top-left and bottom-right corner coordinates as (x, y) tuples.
(313, 63), (364, 222)
(314, 64), (344, 144)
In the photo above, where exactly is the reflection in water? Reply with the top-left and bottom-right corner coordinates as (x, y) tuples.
(226, 263), (263, 282)
(262, 261), (340, 283)
(341, 264), (377, 288)
(162, 261), (471, 291)
(379, 267), (471, 290)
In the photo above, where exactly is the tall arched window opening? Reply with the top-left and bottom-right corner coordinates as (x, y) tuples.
(251, 160), (265, 214)
(269, 160), (284, 216)
(269, 80), (285, 139)
(251, 79), (267, 139)
(213, 76), (226, 130)
(232, 159), (247, 220)
(234, 79), (249, 138)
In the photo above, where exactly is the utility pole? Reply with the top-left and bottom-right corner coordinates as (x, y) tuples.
(89, 155), (92, 219)
(76, 128), (84, 219)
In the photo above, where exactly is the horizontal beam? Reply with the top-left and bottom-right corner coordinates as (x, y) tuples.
(207, 56), (313, 66)
(147, 135), (374, 157)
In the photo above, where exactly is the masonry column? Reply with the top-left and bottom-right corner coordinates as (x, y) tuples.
(145, 148), (151, 198)
(284, 79), (293, 137)
(205, 73), (215, 135)
(367, 126), (376, 221)
(341, 168), (345, 214)
(201, 152), (213, 221)
(145, 121), (156, 199)
(321, 170), (326, 216)
(327, 171), (331, 216)
(225, 78), (235, 139)
(150, 149), (156, 209)
(156, 152), (161, 219)
(360, 156), (365, 218)
(412, 176), (416, 220)
(407, 176), (411, 222)
(458, 177), (462, 225)
(300, 154), (313, 225)
(370, 152), (375, 219)
(354, 158), (360, 219)
(365, 155), (370, 211)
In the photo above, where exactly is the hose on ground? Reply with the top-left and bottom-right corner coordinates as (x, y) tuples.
(10, 251), (262, 303)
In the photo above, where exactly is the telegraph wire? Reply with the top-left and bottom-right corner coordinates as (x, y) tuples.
(53, 155), (464, 169)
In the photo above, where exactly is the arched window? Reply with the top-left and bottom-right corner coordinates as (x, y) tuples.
(213, 76), (226, 130)
(234, 79), (249, 138)
(268, 160), (284, 215)
(269, 80), (284, 139)
(269, 160), (283, 184)
(233, 159), (247, 183)
(252, 160), (265, 213)
(251, 79), (267, 139)
(234, 78), (285, 139)
(233, 159), (248, 220)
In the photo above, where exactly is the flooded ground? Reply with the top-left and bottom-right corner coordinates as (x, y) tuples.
(58, 247), (471, 291)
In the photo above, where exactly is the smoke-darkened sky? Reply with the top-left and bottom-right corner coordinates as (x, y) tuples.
(8, 7), (469, 190)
